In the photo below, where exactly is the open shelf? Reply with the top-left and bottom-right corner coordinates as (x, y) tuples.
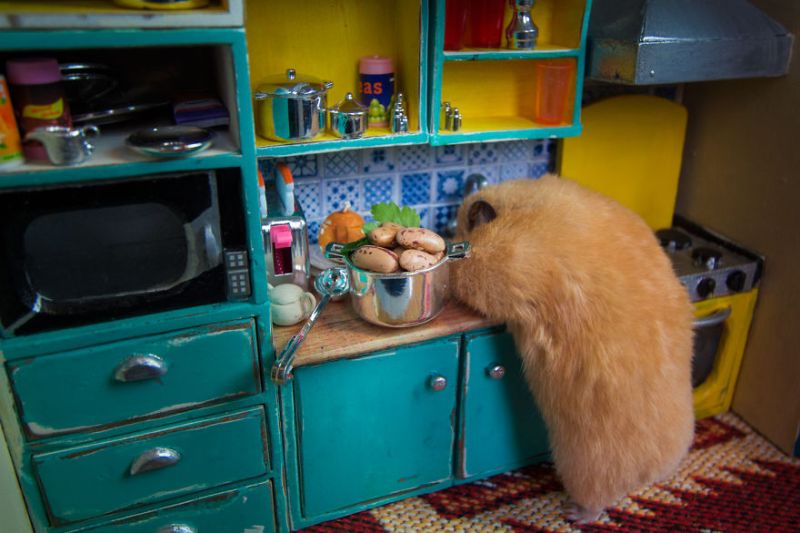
(0, 128), (240, 188)
(246, 0), (429, 157)
(0, 38), (249, 187)
(0, 0), (243, 29)
(430, 0), (590, 144)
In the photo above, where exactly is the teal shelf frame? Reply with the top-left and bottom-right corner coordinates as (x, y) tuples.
(428, 0), (592, 146)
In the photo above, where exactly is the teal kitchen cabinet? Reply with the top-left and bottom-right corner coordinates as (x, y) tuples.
(457, 331), (550, 482)
(0, 19), (285, 533)
(283, 337), (460, 529)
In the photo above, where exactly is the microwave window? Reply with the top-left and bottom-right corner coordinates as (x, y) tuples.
(0, 169), (247, 337)
(24, 204), (189, 307)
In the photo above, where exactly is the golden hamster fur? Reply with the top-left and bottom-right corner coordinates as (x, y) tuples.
(452, 175), (695, 522)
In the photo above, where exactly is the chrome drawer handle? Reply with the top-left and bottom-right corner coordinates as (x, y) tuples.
(156, 525), (196, 533)
(114, 354), (168, 383)
(429, 375), (448, 391)
(129, 447), (181, 476)
(486, 364), (506, 380)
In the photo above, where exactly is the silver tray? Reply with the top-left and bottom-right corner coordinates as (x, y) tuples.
(126, 126), (215, 158)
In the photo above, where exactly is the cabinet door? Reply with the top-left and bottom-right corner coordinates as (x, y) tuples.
(291, 337), (459, 521)
(458, 331), (549, 481)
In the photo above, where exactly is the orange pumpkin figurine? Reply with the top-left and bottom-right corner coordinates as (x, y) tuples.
(318, 202), (365, 250)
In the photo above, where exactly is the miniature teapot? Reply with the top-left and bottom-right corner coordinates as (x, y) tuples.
(269, 283), (316, 326)
(24, 124), (99, 166)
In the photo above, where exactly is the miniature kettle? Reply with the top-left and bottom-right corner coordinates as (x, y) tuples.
(269, 283), (316, 326)
(24, 124), (99, 166)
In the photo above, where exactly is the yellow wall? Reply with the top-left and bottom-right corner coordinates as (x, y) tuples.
(676, 0), (800, 454)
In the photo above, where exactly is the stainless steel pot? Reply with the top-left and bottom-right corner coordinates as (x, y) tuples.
(325, 241), (471, 328)
(328, 92), (368, 139)
(254, 68), (333, 142)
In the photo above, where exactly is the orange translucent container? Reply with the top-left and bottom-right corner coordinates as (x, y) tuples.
(533, 60), (576, 125)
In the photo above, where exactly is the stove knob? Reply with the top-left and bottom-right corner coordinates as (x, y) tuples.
(727, 270), (747, 292)
(696, 278), (716, 299)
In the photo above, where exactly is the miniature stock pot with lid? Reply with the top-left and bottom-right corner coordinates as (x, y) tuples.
(254, 68), (333, 142)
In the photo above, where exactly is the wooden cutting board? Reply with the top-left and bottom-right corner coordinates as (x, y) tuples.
(559, 95), (688, 230)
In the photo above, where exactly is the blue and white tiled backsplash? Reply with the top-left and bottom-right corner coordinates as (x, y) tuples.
(258, 140), (556, 243)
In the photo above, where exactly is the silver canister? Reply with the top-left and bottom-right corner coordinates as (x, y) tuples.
(254, 69), (333, 142)
(325, 241), (471, 328)
(327, 92), (368, 139)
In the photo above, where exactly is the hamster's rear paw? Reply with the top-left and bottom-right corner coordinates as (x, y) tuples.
(565, 502), (602, 524)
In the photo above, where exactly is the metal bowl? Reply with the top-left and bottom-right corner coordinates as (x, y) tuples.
(325, 241), (470, 328)
(126, 126), (214, 158)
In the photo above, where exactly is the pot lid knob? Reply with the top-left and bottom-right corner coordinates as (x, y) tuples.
(334, 92), (367, 114)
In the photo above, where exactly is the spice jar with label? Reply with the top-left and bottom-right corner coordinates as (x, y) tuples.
(5, 58), (72, 161)
(358, 56), (394, 128)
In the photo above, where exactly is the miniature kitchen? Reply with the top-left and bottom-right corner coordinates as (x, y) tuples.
(0, 1), (798, 532)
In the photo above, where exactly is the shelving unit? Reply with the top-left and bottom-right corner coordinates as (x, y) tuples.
(0, 16), (285, 533)
(429, 0), (591, 145)
(246, 0), (430, 157)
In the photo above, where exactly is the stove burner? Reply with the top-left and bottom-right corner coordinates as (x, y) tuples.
(656, 229), (692, 252)
(692, 247), (723, 270)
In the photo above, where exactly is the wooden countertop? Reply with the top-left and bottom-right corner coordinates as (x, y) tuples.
(272, 298), (501, 367)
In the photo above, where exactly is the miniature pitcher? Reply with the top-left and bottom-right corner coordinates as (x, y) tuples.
(24, 124), (100, 166)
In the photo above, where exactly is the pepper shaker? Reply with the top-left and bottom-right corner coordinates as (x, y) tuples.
(506, 0), (539, 49)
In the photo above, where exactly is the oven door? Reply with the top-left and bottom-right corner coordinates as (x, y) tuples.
(692, 291), (760, 419)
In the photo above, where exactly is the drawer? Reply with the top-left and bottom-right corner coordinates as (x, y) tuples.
(8, 320), (261, 439)
(33, 408), (269, 526)
(78, 481), (275, 533)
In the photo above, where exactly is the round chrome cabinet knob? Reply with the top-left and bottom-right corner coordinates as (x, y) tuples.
(429, 375), (448, 391)
(487, 365), (506, 380)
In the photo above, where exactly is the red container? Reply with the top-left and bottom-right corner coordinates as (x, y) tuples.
(6, 58), (72, 161)
(466, 0), (505, 48)
(444, 0), (469, 51)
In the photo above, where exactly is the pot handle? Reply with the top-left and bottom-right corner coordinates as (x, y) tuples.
(446, 241), (471, 260)
(325, 242), (346, 260)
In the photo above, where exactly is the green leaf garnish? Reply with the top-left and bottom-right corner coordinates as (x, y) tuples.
(368, 201), (420, 228)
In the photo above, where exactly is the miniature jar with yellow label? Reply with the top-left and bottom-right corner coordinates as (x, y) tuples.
(6, 58), (72, 162)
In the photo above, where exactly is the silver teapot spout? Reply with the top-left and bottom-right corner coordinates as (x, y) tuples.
(24, 125), (100, 166)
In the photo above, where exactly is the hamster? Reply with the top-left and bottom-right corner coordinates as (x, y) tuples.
(451, 175), (695, 522)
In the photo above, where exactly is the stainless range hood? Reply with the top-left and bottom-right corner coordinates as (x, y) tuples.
(587, 0), (794, 85)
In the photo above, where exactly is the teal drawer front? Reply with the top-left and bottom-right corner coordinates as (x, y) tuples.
(293, 338), (459, 519)
(8, 320), (260, 439)
(459, 332), (549, 480)
(80, 481), (275, 533)
(33, 408), (269, 526)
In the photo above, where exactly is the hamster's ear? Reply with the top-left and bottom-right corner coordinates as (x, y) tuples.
(467, 200), (497, 232)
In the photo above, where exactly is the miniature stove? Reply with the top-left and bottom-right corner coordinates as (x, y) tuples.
(656, 218), (763, 303)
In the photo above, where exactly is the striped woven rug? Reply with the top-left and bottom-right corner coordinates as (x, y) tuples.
(302, 413), (800, 532)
